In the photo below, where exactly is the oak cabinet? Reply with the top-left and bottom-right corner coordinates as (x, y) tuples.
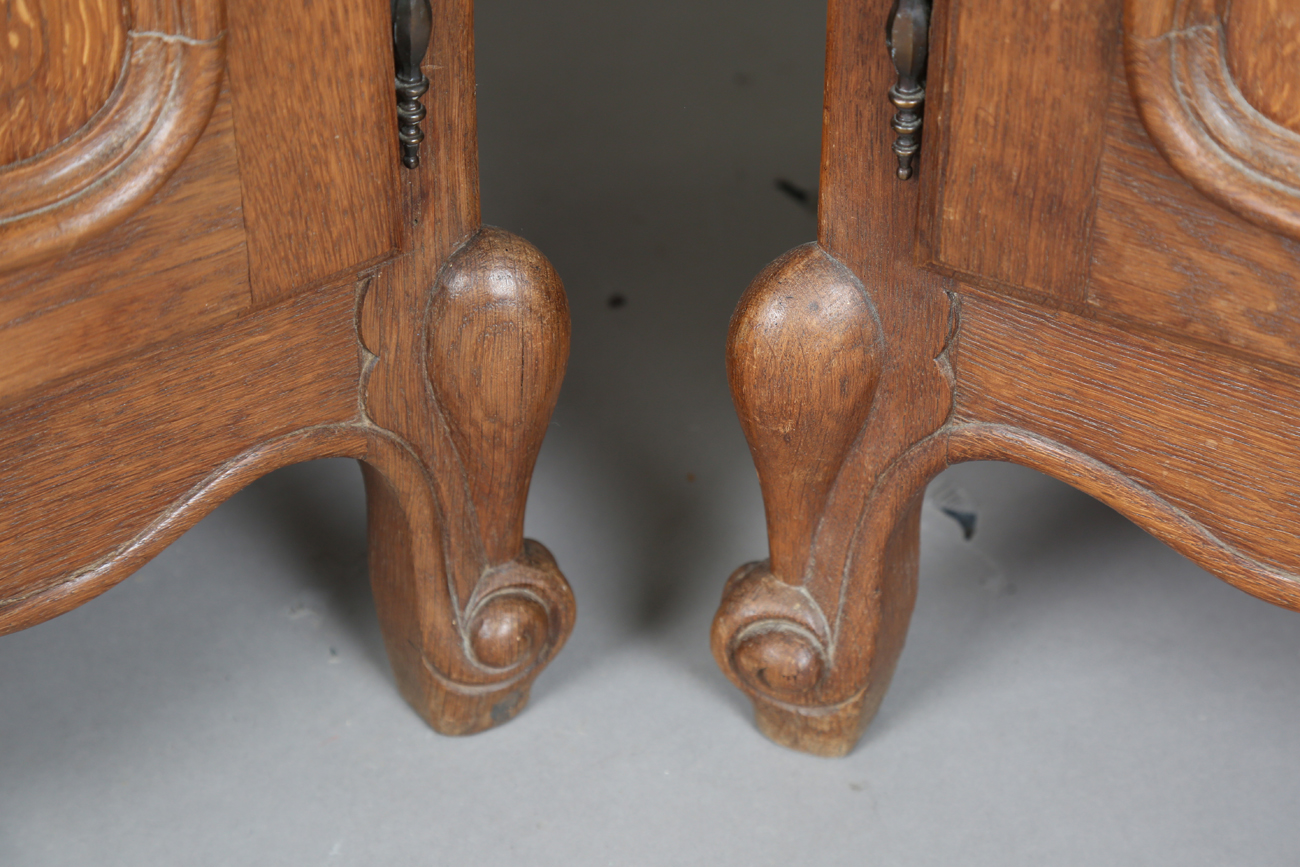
(0, 0), (574, 735)
(714, 0), (1300, 756)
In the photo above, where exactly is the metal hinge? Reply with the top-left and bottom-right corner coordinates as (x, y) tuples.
(392, 0), (433, 169)
(886, 0), (932, 180)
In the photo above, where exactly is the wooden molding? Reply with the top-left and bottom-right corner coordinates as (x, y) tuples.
(1123, 0), (1300, 240)
(0, 0), (226, 273)
(0, 424), (375, 632)
(949, 424), (1300, 611)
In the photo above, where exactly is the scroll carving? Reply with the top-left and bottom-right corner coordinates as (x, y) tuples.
(713, 245), (886, 754)
(712, 238), (958, 756)
(0, 0), (227, 273)
(359, 226), (575, 733)
(1123, 0), (1300, 240)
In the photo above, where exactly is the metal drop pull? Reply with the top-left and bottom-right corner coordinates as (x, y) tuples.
(886, 0), (932, 180)
(393, 0), (433, 169)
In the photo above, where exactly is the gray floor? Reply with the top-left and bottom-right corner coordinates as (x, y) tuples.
(4, 2), (1300, 863)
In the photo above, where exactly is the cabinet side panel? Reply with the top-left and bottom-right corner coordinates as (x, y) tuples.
(226, 0), (400, 304)
(917, 0), (1119, 305)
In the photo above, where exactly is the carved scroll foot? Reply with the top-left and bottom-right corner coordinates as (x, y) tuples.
(366, 455), (573, 734)
(713, 507), (922, 757)
(714, 243), (943, 756)
(359, 227), (574, 736)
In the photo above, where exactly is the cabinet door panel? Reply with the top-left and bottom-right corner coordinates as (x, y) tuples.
(0, 90), (252, 402)
(1088, 73), (1300, 369)
(1226, 0), (1300, 135)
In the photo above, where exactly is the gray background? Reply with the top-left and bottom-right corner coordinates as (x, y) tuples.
(4, 1), (1299, 863)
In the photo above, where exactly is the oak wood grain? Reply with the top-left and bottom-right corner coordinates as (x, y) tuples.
(955, 290), (1300, 591)
(728, 245), (881, 585)
(1226, 0), (1300, 134)
(948, 423), (1300, 612)
(225, 0), (400, 305)
(1124, 0), (1300, 239)
(1089, 70), (1300, 368)
(0, 0), (227, 273)
(0, 284), (358, 618)
(428, 228), (570, 566)
(714, 0), (956, 757)
(0, 87), (251, 402)
(0, 0), (573, 739)
(916, 0), (1120, 305)
(0, 0), (127, 165)
(717, 0), (1300, 759)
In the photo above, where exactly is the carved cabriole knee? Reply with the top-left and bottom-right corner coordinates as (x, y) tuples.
(360, 226), (575, 736)
(712, 243), (886, 755)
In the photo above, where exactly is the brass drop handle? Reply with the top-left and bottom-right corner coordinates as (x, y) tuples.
(886, 0), (932, 180)
(393, 0), (433, 169)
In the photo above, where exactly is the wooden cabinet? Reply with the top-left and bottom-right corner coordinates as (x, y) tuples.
(714, 0), (1300, 755)
(0, 0), (574, 735)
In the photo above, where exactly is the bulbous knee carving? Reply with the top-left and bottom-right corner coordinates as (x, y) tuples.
(714, 242), (952, 757)
(719, 244), (882, 710)
(727, 243), (883, 586)
(428, 226), (570, 566)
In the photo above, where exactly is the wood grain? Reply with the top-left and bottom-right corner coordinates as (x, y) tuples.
(727, 244), (881, 584)
(225, 0), (400, 305)
(717, 0), (1300, 760)
(1124, 0), (1300, 239)
(0, 87), (251, 402)
(1226, 0), (1300, 134)
(1, 0), (574, 739)
(355, 0), (574, 733)
(428, 227), (570, 566)
(948, 423), (1300, 611)
(1089, 69), (1300, 368)
(0, 284), (358, 617)
(955, 291), (1300, 586)
(713, 0), (956, 757)
(916, 0), (1120, 305)
(0, 0), (127, 165)
(0, 0), (227, 273)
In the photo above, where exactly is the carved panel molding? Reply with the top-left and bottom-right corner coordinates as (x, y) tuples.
(0, 0), (227, 273)
(1124, 0), (1300, 240)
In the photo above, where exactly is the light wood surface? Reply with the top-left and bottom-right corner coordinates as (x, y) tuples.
(1226, 0), (1300, 134)
(0, 0), (126, 165)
